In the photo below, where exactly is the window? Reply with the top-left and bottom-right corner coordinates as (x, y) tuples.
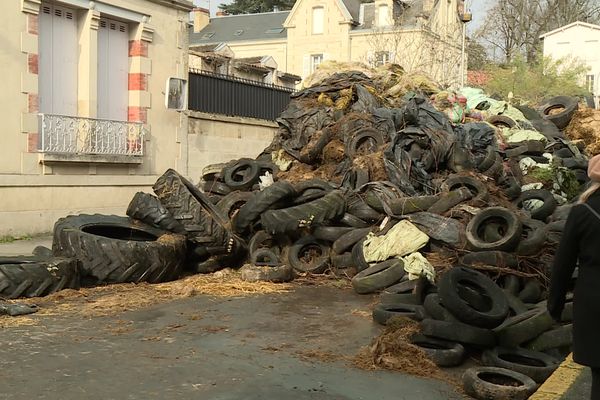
(587, 74), (595, 94)
(312, 7), (324, 35)
(311, 54), (323, 72)
(39, 4), (78, 116)
(375, 51), (390, 66)
(97, 18), (129, 121)
(377, 4), (390, 27)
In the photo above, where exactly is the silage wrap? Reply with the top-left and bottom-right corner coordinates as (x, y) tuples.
(362, 220), (429, 263)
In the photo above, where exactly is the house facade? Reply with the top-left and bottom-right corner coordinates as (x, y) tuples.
(190, 0), (467, 87)
(540, 21), (600, 109)
(0, 0), (193, 235)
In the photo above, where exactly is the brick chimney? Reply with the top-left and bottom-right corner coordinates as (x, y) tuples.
(193, 7), (210, 33)
(216, 11), (228, 16)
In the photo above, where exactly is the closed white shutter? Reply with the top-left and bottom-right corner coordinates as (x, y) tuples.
(97, 18), (129, 121)
(39, 4), (78, 116)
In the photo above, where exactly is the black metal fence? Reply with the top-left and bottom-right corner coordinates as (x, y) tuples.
(188, 70), (294, 120)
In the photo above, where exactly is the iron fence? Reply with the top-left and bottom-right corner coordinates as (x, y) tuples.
(188, 70), (294, 120)
(39, 114), (144, 156)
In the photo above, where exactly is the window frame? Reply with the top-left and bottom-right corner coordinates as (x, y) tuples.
(310, 54), (324, 73)
(312, 6), (324, 35)
(587, 74), (595, 93)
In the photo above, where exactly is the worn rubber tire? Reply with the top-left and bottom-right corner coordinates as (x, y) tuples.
(352, 259), (405, 294)
(423, 293), (459, 322)
(233, 181), (296, 233)
(438, 266), (509, 329)
(387, 195), (441, 215)
(410, 333), (466, 367)
(372, 303), (424, 325)
(217, 191), (254, 221)
(427, 187), (472, 214)
(32, 245), (53, 258)
(239, 263), (293, 283)
(498, 176), (522, 200)
(261, 191), (346, 235)
(493, 308), (554, 348)
(420, 318), (496, 348)
(154, 169), (232, 248)
(518, 279), (543, 304)
(481, 347), (559, 383)
(223, 158), (260, 191)
(201, 180), (232, 196)
(126, 192), (185, 234)
(478, 147), (498, 172)
(312, 226), (354, 242)
(463, 366), (537, 400)
(515, 189), (557, 221)
(539, 96), (578, 130)
(466, 207), (523, 252)
(351, 239), (369, 272)
(248, 230), (282, 257)
(52, 214), (186, 284)
(331, 253), (354, 269)
(250, 248), (280, 266)
(346, 128), (384, 158)
(487, 115), (516, 129)
(526, 324), (573, 352)
(441, 175), (489, 204)
(287, 236), (330, 274)
(340, 213), (370, 228)
(332, 227), (371, 254)
(0, 256), (80, 298)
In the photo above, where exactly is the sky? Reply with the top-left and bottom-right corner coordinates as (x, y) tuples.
(193, 0), (496, 28)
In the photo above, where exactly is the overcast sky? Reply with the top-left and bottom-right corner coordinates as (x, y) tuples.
(193, 0), (496, 31)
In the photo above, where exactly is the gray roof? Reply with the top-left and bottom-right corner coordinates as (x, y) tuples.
(189, 11), (290, 45)
(341, 0), (362, 21)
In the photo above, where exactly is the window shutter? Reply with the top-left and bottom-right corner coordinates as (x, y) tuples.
(303, 55), (310, 77)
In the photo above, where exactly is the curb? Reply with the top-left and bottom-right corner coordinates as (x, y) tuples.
(529, 353), (584, 400)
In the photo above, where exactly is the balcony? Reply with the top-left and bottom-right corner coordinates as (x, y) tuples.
(39, 114), (145, 164)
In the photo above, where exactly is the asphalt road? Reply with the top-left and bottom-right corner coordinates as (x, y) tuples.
(0, 285), (464, 400)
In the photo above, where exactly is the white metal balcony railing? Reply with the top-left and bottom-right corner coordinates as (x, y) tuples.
(39, 113), (144, 156)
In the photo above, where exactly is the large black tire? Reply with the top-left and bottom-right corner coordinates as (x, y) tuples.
(351, 259), (405, 294)
(0, 256), (79, 298)
(487, 115), (516, 129)
(387, 195), (441, 215)
(423, 293), (459, 322)
(493, 308), (554, 348)
(438, 267), (509, 329)
(440, 175), (489, 204)
(516, 219), (547, 256)
(222, 158), (260, 191)
(217, 191), (254, 221)
(346, 128), (384, 158)
(312, 226), (354, 242)
(463, 366), (537, 400)
(126, 192), (185, 234)
(239, 263), (293, 283)
(332, 227), (371, 254)
(292, 179), (335, 205)
(514, 189), (557, 221)
(232, 181), (296, 233)
(526, 324), (573, 352)
(539, 96), (578, 130)
(427, 187), (472, 214)
(410, 333), (466, 367)
(481, 347), (559, 383)
(52, 214), (186, 284)
(153, 169), (232, 248)
(261, 191), (346, 235)
(372, 303), (424, 325)
(466, 207), (523, 252)
(408, 212), (466, 248)
(420, 318), (496, 348)
(287, 236), (330, 274)
(460, 251), (519, 269)
(381, 277), (429, 306)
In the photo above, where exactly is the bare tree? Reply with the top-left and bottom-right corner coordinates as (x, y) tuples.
(479, 0), (600, 64)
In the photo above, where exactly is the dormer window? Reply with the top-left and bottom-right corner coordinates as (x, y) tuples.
(312, 6), (324, 35)
(377, 4), (390, 27)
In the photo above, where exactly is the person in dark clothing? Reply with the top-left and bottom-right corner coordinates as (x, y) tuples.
(548, 154), (600, 400)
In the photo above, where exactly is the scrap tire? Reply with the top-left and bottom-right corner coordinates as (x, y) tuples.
(351, 239), (369, 272)
(313, 226), (354, 242)
(420, 318), (496, 348)
(463, 366), (537, 400)
(223, 158), (260, 191)
(261, 191), (346, 235)
(515, 189), (557, 221)
(493, 308), (554, 348)
(516, 219), (547, 256)
(346, 128), (384, 158)
(52, 214), (186, 284)
(233, 181), (296, 233)
(423, 293), (459, 322)
(0, 256), (80, 299)
(287, 236), (330, 274)
(351, 259), (405, 294)
(248, 230), (281, 257)
(438, 266), (509, 329)
(460, 251), (519, 269)
(481, 347), (559, 383)
(440, 175), (489, 204)
(539, 96), (579, 130)
(126, 192), (185, 234)
(526, 324), (573, 352)
(217, 191), (254, 221)
(332, 227), (371, 254)
(372, 303), (424, 325)
(153, 169), (232, 248)
(487, 115), (517, 129)
(410, 333), (466, 367)
(466, 207), (523, 252)
(239, 263), (293, 283)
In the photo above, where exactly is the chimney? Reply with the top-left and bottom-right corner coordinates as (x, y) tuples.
(193, 7), (210, 33)
(273, 5), (280, 12)
(216, 11), (228, 16)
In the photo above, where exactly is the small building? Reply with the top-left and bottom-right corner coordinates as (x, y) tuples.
(0, 0), (193, 235)
(190, 0), (468, 87)
(540, 21), (600, 108)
